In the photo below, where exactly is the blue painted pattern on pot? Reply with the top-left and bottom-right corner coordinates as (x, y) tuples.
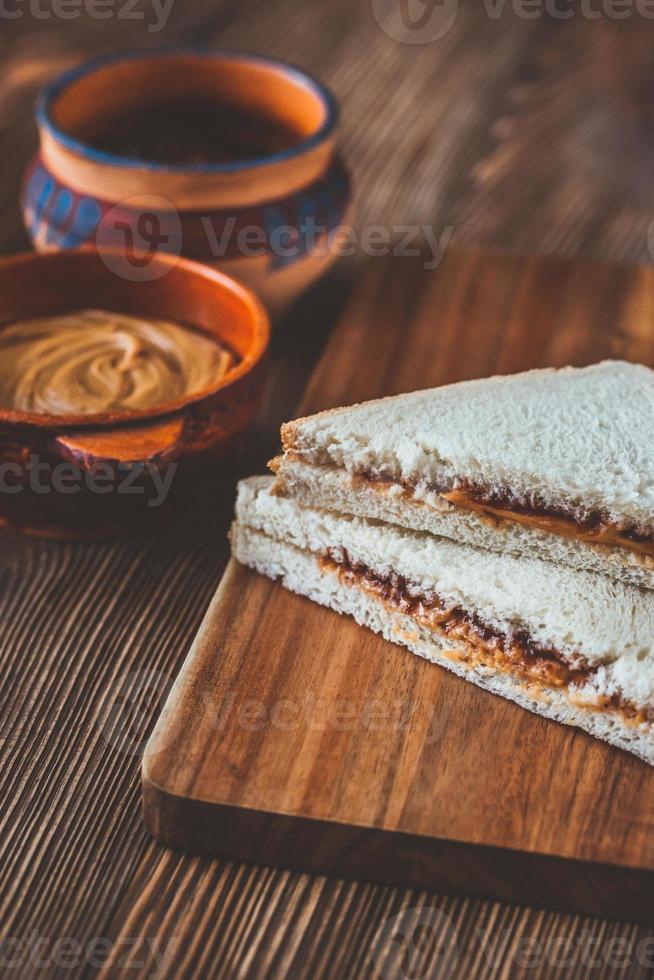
(22, 155), (351, 271)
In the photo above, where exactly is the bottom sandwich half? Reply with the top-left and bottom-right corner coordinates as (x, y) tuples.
(231, 477), (654, 766)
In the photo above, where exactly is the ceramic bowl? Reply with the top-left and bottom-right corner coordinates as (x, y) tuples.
(22, 49), (351, 318)
(0, 249), (269, 539)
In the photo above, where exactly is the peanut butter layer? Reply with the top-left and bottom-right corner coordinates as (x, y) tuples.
(442, 488), (654, 561)
(354, 469), (654, 561)
(320, 552), (651, 726)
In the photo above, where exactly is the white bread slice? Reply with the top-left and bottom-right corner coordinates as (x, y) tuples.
(231, 476), (654, 766)
(280, 361), (654, 532)
(272, 457), (654, 591)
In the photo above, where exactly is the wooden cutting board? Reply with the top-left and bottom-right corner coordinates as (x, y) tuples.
(143, 249), (654, 923)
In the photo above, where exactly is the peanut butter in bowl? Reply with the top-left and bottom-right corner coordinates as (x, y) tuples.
(0, 309), (235, 416)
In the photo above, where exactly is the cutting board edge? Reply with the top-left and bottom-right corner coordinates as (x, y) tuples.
(142, 775), (654, 925)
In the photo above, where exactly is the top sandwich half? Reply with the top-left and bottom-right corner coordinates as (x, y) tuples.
(271, 361), (654, 589)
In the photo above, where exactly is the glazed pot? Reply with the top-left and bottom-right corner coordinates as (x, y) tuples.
(22, 49), (352, 318)
(0, 249), (269, 539)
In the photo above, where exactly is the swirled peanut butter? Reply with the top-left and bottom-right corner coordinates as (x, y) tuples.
(0, 309), (234, 415)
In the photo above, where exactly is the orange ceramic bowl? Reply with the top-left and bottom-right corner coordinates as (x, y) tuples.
(0, 249), (269, 539)
(23, 49), (352, 318)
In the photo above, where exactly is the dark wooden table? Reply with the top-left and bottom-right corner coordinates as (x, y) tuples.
(2, 4), (654, 978)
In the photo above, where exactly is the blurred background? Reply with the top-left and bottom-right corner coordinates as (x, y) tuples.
(4, 0), (654, 265)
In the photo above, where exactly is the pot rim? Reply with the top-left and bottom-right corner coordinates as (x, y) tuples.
(36, 47), (340, 177)
(0, 249), (270, 431)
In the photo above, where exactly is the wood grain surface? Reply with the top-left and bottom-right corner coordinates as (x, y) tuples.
(2, 3), (654, 978)
(143, 248), (654, 924)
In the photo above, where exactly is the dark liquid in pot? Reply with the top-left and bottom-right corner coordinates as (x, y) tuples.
(88, 101), (302, 166)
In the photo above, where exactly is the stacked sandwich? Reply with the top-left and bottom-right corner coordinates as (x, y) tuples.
(231, 361), (654, 765)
